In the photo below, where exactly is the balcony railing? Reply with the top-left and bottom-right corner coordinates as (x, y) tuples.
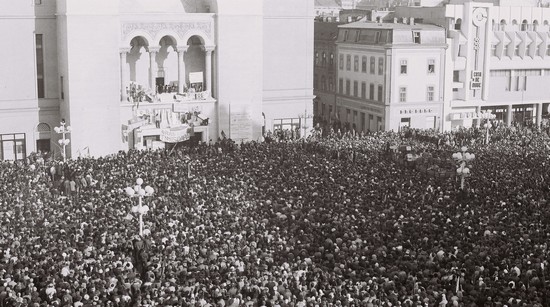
(127, 91), (213, 105)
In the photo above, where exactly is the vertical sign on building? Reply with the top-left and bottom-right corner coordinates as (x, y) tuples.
(470, 7), (488, 99)
(470, 71), (483, 90)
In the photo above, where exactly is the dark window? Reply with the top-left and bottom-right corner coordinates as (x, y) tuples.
(399, 87), (407, 102)
(0, 134), (26, 161)
(369, 83), (375, 100)
(361, 82), (366, 99)
(400, 60), (407, 75)
(377, 85), (383, 102)
(370, 57), (375, 74)
(455, 18), (462, 30)
(453, 70), (460, 82)
(36, 34), (45, 98)
(428, 59), (435, 74)
(353, 81), (358, 97)
(413, 31), (421, 44)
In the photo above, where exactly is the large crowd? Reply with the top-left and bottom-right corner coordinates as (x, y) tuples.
(1, 124), (550, 306)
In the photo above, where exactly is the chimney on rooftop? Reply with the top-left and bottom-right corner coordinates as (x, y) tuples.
(402, 17), (408, 24)
(394, 17), (398, 24)
(410, 17), (415, 25)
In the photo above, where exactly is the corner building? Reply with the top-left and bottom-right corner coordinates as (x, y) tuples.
(396, 0), (550, 130)
(0, 0), (314, 160)
(335, 20), (447, 132)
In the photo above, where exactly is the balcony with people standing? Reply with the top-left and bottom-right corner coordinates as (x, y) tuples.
(119, 20), (216, 108)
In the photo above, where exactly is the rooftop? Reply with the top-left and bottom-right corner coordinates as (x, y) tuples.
(339, 19), (443, 30)
(314, 0), (342, 8)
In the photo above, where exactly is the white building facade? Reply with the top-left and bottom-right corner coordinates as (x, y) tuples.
(0, 0), (314, 160)
(396, 0), (550, 130)
(335, 20), (447, 132)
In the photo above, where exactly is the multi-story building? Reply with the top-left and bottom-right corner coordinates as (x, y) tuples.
(396, 0), (550, 130)
(0, 0), (314, 160)
(335, 19), (447, 131)
(314, 21), (342, 125)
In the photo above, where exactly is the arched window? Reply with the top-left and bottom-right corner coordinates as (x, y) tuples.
(500, 19), (507, 31)
(512, 19), (518, 30)
(533, 20), (539, 31)
(455, 18), (462, 30)
(37, 123), (51, 132)
(521, 19), (529, 31)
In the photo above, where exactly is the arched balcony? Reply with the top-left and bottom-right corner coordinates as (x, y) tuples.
(120, 31), (215, 104)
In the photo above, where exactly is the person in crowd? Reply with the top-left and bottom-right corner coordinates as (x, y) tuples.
(1, 123), (549, 306)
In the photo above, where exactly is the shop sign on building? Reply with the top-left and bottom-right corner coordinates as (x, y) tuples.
(470, 71), (483, 90)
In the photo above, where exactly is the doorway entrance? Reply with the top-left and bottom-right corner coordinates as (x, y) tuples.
(36, 139), (50, 153)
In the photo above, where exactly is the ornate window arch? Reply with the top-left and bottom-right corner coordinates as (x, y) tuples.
(37, 122), (51, 132)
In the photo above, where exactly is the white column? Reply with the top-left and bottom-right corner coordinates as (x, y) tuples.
(537, 102), (543, 127)
(506, 105), (513, 126)
(177, 46), (188, 94)
(120, 48), (130, 102)
(203, 46), (215, 95)
(148, 47), (159, 92)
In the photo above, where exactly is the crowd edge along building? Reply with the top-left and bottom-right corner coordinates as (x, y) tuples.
(396, 0), (550, 130)
(335, 18), (446, 132)
(0, 0), (314, 161)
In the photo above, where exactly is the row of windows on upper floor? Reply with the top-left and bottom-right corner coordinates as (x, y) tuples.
(314, 75), (335, 92)
(339, 54), (385, 75)
(488, 69), (550, 92)
(332, 78), (436, 103)
(314, 52), (335, 67)
(339, 29), (427, 45)
(338, 54), (436, 76)
(454, 18), (550, 32)
(489, 41), (550, 58)
(338, 29), (394, 45)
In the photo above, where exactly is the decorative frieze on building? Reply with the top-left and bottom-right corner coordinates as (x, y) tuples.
(121, 21), (213, 42)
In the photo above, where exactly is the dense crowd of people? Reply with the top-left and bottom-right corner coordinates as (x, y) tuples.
(1, 124), (550, 306)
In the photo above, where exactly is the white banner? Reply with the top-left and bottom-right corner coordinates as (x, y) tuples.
(160, 126), (190, 143)
(189, 72), (203, 84)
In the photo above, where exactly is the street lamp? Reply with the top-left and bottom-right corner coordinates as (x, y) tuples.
(54, 119), (71, 162)
(124, 178), (154, 237)
(480, 111), (497, 144)
(452, 146), (475, 190)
